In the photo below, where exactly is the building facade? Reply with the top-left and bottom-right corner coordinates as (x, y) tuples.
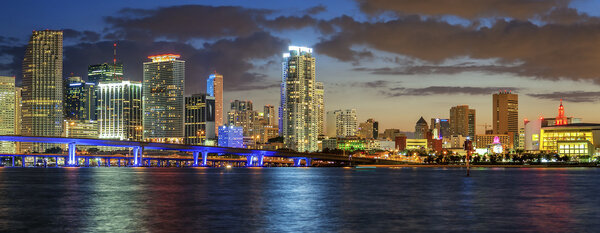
(185, 94), (215, 145)
(143, 54), (185, 143)
(0, 76), (16, 153)
(97, 81), (142, 141)
(326, 109), (358, 138)
(415, 117), (429, 139)
(315, 81), (325, 136)
(207, 72), (223, 136)
(540, 123), (600, 158)
(450, 105), (476, 139)
(21, 30), (64, 152)
(264, 105), (276, 126)
(358, 118), (378, 139)
(218, 125), (244, 148)
(88, 62), (124, 83)
(280, 46), (319, 152)
(64, 76), (96, 121)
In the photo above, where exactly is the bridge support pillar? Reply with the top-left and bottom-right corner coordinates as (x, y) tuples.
(106, 158), (110, 167)
(246, 155), (255, 167)
(85, 158), (90, 167)
(133, 146), (142, 167)
(257, 153), (265, 167)
(67, 142), (77, 166)
(201, 151), (208, 167)
(118, 159), (121, 167)
(293, 158), (302, 167)
(21, 156), (25, 167)
(305, 158), (312, 167)
(12, 156), (15, 167)
(193, 151), (200, 167)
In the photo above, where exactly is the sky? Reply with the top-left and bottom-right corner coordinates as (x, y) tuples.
(2, 0), (600, 133)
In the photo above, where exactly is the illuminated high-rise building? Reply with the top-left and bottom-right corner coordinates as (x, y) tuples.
(414, 117), (428, 139)
(450, 105), (476, 139)
(493, 91), (518, 134)
(227, 100), (259, 136)
(315, 81), (325, 135)
(143, 54), (185, 143)
(21, 30), (64, 152)
(280, 46), (319, 152)
(555, 99), (567, 126)
(0, 76), (16, 153)
(264, 105), (276, 126)
(97, 81), (142, 141)
(185, 94), (215, 145)
(88, 62), (123, 83)
(207, 72), (223, 136)
(358, 118), (378, 139)
(64, 76), (96, 120)
(326, 109), (357, 138)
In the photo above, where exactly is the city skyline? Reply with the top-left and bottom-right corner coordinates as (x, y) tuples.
(1, 1), (600, 133)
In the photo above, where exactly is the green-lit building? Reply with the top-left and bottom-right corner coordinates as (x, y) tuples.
(88, 62), (123, 83)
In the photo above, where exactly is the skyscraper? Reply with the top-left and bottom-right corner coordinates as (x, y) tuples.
(88, 62), (124, 83)
(227, 100), (259, 136)
(326, 109), (358, 138)
(185, 94), (215, 145)
(207, 72), (223, 136)
(414, 117), (428, 139)
(0, 76), (16, 153)
(264, 105), (276, 126)
(493, 91), (518, 135)
(64, 76), (96, 120)
(97, 81), (142, 141)
(357, 118), (378, 139)
(280, 46), (319, 152)
(143, 54), (185, 143)
(450, 105), (476, 139)
(21, 30), (63, 152)
(315, 81), (325, 136)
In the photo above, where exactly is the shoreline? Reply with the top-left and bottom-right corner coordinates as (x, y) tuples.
(358, 164), (600, 168)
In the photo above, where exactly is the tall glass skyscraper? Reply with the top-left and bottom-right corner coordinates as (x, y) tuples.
(184, 94), (215, 145)
(143, 54), (185, 143)
(207, 72), (223, 137)
(280, 46), (319, 152)
(21, 30), (63, 152)
(88, 62), (123, 83)
(97, 81), (142, 141)
(64, 76), (95, 120)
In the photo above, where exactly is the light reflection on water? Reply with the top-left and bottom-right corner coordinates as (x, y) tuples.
(0, 167), (599, 232)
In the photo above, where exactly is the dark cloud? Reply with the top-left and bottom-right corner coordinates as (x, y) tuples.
(351, 80), (396, 88)
(528, 91), (600, 103)
(62, 31), (287, 93)
(0, 45), (26, 79)
(63, 29), (101, 42)
(263, 15), (318, 31)
(304, 5), (327, 15)
(105, 5), (271, 40)
(356, 0), (571, 20)
(0, 36), (19, 44)
(384, 86), (519, 97)
(353, 64), (521, 75)
(315, 16), (600, 83)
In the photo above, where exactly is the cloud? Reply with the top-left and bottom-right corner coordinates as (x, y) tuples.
(63, 29), (101, 42)
(352, 64), (522, 75)
(105, 5), (271, 40)
(384, 86), (519, 97)
(356, 0), (571, 20)
(315, 16), (600, 83)
(304, 5), (327, 15)
(351, 80), (397, 88)
(528, 91), (600, 103)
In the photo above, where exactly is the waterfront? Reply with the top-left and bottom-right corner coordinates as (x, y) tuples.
(0, 167), (599, 232)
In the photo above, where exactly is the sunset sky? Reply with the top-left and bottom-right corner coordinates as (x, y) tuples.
(2, 0), (600, 133)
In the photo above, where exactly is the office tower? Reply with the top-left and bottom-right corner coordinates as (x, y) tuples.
(207, 72), (223, 136)
(218, 125), (244, 148)
(88, 62), (124, 83)
(430, 118), (450, 139)
(97, 81), (142, 141)
(450, 105), (476, 139)
(493, 91), (518, 134)
(143, 54), (185, 143)
(315, 81), (325, 135)
(0, 76), (16, 153)
(185, 94), (215, 145)
(15, 87), (21, 135)
(227, 100), (260, 136)
(414, 117), (428, 139)
(21, 30), (63, 152)
(358, 118), (378, 139)
(326, 109), (358, 138)
(280, 46), (319, 152)
(264, 105), (276, 126)
(64, 76), (96, 120)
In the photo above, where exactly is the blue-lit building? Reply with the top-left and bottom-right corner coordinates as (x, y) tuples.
(218, 125), (244, 148)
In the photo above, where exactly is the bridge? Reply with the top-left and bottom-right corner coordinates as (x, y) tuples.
(0, 136), (402, 167)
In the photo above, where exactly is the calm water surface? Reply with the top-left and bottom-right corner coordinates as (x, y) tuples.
(0, 167), (599, 232)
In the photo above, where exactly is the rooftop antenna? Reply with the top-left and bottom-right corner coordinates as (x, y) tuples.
(113, 42), (117, 80)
